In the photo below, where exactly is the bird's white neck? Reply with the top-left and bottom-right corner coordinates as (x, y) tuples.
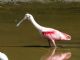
(29, 16), (43, 31)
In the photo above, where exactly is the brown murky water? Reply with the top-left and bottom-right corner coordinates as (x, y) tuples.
(0, 47), (80, 60)
(0, 1), (80, 60)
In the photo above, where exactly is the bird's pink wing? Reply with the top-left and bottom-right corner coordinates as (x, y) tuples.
(42, 32), (56, 40)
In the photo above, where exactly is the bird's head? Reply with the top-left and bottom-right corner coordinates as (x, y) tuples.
(25, 13), (33, 20)
(16, 13), (33, 27)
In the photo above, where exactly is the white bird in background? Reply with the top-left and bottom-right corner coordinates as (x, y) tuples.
(0, 52), (8, 60)
(16, 13), (71, 47)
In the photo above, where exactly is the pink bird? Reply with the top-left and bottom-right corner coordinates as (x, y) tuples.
(16, 13), (71, 47)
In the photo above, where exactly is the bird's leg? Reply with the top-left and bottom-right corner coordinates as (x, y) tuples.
(51, 40), (57, 47)
(46, 34), (57, 47)
(47, 35), (57, 47)
(47, 39), (51, 47)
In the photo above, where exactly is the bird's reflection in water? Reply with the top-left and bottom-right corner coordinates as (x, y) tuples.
(41, 48), (71, 60)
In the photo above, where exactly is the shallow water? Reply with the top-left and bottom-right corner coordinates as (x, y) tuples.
(0, 47), (80, 60)
(0, 1), (80, 60)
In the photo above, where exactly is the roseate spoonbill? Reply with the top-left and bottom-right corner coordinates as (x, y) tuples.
(41, 48), (71, 60)
(16, 13), (71, 47)
(0, 52), (8, 60)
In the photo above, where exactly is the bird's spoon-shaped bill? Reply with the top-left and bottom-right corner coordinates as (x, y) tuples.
(16, 19), (24, 27)
(16, 15), (27, 27)
(16, 16), (26, 27)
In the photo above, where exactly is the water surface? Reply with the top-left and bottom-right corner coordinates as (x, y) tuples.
(0, 47), (80, 60)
